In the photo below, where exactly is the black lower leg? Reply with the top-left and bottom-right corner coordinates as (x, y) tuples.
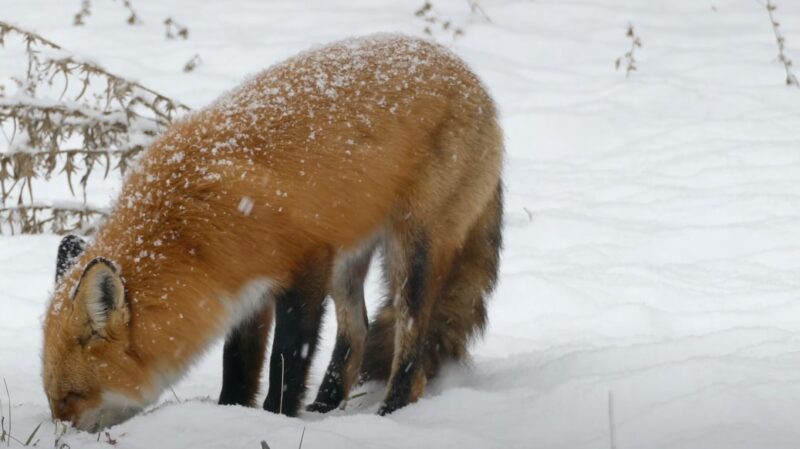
(307, 335), (352, 412)
(263, 291), (325, 416)
(377, 351), (423, 416)
(219, 305), (271, 407)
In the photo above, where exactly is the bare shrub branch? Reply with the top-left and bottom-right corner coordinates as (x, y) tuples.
(0, 20), (189, 234)
(183, 54), (202, 72)
(164, 17), (189, 40)
(74, 0), (92, 26)
(415, 2), (464, 38)
(615, 24), (642, 77)
(121, 0), (141, 25)
(0, 203), (106, 235)
(467, 0), (491, 23)
(766, 1), (799, 87)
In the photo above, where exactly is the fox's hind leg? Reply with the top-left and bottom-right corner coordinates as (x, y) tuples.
(307, 240), (376, 413)
(219, 303), (273, 407)
(377, 225), (460, 416)
(359, 298), (395, 382)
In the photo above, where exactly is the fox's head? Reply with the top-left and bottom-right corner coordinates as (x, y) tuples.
(43, 236), (154, 431)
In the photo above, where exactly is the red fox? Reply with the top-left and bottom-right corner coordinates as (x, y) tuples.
(43, 34), (503, 430)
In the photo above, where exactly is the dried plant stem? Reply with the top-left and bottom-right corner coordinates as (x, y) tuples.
(615, 23), (642, 77)
(608, 390), (617, 449)
(415, 2), (464, 38)
(279, 354), (285, 415)
(0, 20), (189, 234)
(467, 0), (492, 22)
(183, 54), (202, 73)
(164, 17), (189, 40)
(121, 0), (140, 25)
(766, 1), (799, 86)
(3, 378), (9, 448)
(0, 21), (189, 114)
(168, 386), (181, 403)
(0, 204), (107, 235)
(74, 0), (91, 26)
(23, 422), (41, 446)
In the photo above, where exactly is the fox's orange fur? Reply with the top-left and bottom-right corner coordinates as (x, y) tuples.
(43, 34), (503, 429)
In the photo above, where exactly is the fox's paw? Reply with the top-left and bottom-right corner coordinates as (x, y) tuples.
(305, 401), (339, 414)
(377, 401), (402, 416)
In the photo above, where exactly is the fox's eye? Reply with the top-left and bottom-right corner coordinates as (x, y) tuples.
(58, 392), (84, 412)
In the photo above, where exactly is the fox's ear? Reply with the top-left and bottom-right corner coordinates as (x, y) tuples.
(73, 258), (128, 336)
(55, 235), (86, 283)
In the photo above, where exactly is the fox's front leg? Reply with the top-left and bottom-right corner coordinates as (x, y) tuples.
(263, 255), (329, 416)
(218, 303), (273, 407)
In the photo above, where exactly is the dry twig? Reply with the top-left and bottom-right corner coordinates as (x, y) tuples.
(615, 24), (642, 77)
(164, 17), (189, 40)
(121, 0), (140, 25)
(467, 0), (492, 22)
(74, 0), (92, 26)
(415, 2), (464, 38)
(183, 54), (202, 73)
(766, 1), (799, 86)
(0, 20), (189, 234)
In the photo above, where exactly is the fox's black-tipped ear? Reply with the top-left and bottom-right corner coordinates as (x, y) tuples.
(74, 258), (128, 336)
(55, 235), (86, 283)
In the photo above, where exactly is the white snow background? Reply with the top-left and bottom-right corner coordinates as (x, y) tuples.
(2, 0), (800, 448)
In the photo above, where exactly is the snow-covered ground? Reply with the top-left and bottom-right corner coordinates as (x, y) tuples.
(2, 0), (800, 448)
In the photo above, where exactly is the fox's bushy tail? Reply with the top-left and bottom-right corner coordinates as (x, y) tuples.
(361, 183), (503, 380)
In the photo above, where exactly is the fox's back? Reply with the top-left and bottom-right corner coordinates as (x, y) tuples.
(111, 35), (499, 251)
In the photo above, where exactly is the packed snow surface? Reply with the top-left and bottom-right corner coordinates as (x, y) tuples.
(2, 0), (800, 448)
